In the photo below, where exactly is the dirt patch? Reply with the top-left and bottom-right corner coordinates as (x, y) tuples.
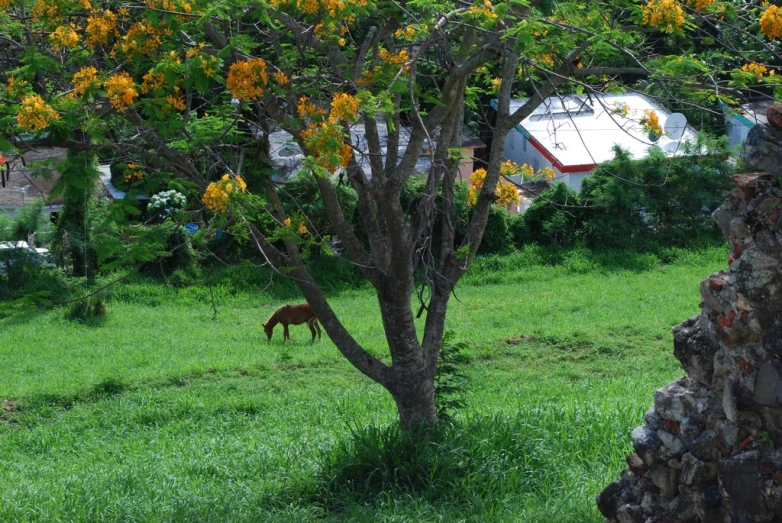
(505, 335), (535, 345)
(1, 399), (20, 413)
(1, 399), (21, 425)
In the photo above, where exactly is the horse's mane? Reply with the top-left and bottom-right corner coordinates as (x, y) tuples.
(263, 305), (285, 326)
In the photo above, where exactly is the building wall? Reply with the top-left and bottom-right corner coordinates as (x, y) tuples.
(725, 115), (752, 150)
(562, 171), (591, 192)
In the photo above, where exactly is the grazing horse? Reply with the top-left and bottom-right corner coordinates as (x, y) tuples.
(263, 303), (321, 342)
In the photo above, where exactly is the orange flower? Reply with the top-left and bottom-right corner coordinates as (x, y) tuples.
(104, 72), (138, 112)
(226, 59), (268, 101)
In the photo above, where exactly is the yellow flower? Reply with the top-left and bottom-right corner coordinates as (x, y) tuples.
(742, 62), (768, 82)
(72, 66), (99, 97)
(284, 218), (292, 226)
(226, 59), (268, 101)
(640, 109), (663, 137)
(272, 71), (289, 86)
(104, 72), (138, 112)
(16, 95), (60, 132)
(642, 0), (685, 33)
(761, 5), (782, 40)
(85, 10), (117, 49)
(298, 223), (308, 235)
(329, 92), (360, 123)
(49, 24), (79, 52)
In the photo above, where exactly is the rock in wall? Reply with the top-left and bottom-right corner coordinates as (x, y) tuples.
(597, 122), (782, 523)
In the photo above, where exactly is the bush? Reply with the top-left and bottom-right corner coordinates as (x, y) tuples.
(579, 140), (734, 250)
(477, 205), (513, 254)
(517, 183), (584, 248)
(66, 295), (107, 322)
(515, 137), (734, 251)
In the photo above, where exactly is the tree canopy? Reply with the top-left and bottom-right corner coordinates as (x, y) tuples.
(0, 0), (778, 426)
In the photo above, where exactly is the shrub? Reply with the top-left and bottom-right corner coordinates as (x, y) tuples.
(66, 295), (107, 322)
(517, 183), (584, 247)
(477, 205), (513, 254)
(579, 140), (734, 250)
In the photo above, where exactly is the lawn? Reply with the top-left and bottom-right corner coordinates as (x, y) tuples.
(0, 246), (726, 521)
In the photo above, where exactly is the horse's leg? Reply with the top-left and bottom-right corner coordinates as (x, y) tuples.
(308, 320), (316, 342)
(314, 320), (321, 340)
(283, 323), (290, 341)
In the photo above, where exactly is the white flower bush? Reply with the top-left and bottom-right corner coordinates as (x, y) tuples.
(149, 190), (187, 217)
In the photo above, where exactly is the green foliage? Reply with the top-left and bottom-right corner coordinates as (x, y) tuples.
(476, 204), (513, 255)
(434, 331), (470, 423)
(66, 295), (108, 323)
(52, 151), (101, 278)
(580, 140), (734, 250)
(519, 183), (585, 247)
(11, 198), (47, 241)
(514, 141), (734, 251)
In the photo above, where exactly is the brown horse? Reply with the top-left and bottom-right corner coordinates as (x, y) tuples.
(263, 303), (321, 342)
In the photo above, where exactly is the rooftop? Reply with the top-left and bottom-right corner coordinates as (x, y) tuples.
(269, 124), (483, 180)
(502, 93), (699, 169)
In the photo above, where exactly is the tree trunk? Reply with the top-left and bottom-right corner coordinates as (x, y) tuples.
(390, 366), (438, 429)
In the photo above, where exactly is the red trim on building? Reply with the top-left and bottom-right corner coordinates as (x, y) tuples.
(528, 135), (597, 174)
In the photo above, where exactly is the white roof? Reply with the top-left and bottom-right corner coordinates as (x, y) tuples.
(269, 125), (432, 180)
(97, 165), (149, 200)
(509, 93), (699, 168)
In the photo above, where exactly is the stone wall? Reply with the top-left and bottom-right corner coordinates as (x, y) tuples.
(597, 122), (782, 523)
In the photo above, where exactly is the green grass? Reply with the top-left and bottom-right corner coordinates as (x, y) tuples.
(0, 246), (727, 521)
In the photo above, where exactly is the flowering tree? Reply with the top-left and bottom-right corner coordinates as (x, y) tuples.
(0, 0), (774, 427)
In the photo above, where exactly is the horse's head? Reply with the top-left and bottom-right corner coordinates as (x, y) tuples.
(263, 322), (273, 341)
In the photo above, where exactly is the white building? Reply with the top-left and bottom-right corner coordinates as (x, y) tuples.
(494, 93), (699, 193)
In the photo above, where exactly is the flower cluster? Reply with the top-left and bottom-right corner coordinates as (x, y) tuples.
(16, 95), (60, 132)
(684, 0), (713, 9)
(301, 122), (352, 173)
(85, 9), (117, 48)
(328, 92), (360, 123)
(358, 49), (411, 85)
(297, 96), (327, 119)
(72, 66), (99, 97)
(164, 92), (186, 112)
(124, 163), (145, 184)
(760, 5), (782, 40)
(118, 23), (163, 57)
(49, 24), (79, 52)
(272, 71), (289, 86)
(141, 70), (166, 93)
(642, 0), (685, 34)
(4, 76), (30, 100)
(202, 174), (247, 212)
(282, 217), (309, 235)
(467, 168), (521, 207)
(742, 62), (770, 82)
(104, 72), (138, 112)
(468, 0), (498, 22)
(186, 46), (218, 78)
(499, 160), (555, 183)
(149, 189), (187, 217)
(226, 59), (268, 101)
(611, 101), (631, 118)
(395, 26), (417, 41)
(640, 109), (663, 137)
(146, 0), (192, 13)
(269, 0), (366, 17)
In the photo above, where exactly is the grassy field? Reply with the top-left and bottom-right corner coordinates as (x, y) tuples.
(0, 246), (726, 522)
